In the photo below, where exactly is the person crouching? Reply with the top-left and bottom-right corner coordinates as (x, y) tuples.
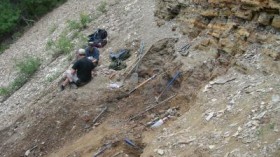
(60, 49), (94, 91)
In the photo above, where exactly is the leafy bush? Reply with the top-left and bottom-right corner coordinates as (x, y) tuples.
(19, 0), (67, 19)
(0, 1), (21, 35)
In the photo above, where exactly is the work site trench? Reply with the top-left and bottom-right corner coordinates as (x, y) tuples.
(0, 38), (233, 157)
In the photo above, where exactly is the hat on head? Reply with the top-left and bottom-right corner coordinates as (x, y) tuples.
(78, 48), (86, 55)
(88, 41), (95, 47)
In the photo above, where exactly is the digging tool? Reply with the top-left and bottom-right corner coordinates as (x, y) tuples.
(116, 74), (158, 100)
(92, 106), (108, 124)
(93, 143), (112, 157)
(129, 94), (177, 121)
(124, 138), (143, 152)
(155, 71), (181, 102)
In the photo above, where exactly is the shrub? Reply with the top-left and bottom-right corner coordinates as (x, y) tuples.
(16, 56), (41, 76)
(19, 0), (67, 19)
(54, 34), (73, 55)
(0, 1), (21, 35)
(80, 13), (91, 28)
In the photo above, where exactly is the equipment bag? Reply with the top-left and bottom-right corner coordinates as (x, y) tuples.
(109, 49), (130, 61)
(88, 28), (108, 48)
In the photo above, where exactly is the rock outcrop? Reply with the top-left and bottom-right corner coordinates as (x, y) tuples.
(155, 0), (280, 61)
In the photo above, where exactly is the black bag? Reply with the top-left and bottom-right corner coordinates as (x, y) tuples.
(109, 49), (130, 61)
(88, 29), (108, 48)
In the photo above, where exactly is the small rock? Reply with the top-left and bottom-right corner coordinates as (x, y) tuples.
(156, 149), (164, 155)
(205, 112), (215, 121)
(209, 145), (215, 149)
(272, 95), (280, 103)
(25, 150), (31, 156)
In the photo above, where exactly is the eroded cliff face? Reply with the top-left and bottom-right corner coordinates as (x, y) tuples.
(155, 0), (280, 61)
(140, 1), (280, 157)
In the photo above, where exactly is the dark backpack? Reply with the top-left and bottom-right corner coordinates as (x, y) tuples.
(88, 29), (108, 48)
(109, 49), (130, 61)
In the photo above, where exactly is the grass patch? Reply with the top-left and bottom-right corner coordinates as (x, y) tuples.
(46, 39), (55, 50)
(67, 20), (82, 31)
(67, 13), (92, 31)
(97, 1), (107, 13)
(16, 56), (41, 76)
(49, 24), (58, 34)
(54, 34), (74, 56)
(0, 56), (41, 98)
(80, 13), (92, 28)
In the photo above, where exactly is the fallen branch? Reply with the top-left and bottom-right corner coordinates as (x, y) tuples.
(116, 74), (158, 100)
(92, 106), (108, 124)
(128, 94), (177, 121)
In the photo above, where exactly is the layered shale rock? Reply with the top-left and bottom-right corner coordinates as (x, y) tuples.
(155, 0), (280, 60)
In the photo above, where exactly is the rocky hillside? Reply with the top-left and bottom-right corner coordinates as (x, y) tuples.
(0, 0), (279, 157)
(142, 0), (280, 156)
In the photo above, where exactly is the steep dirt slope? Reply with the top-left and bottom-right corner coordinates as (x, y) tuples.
(142, 0), (280, 157)
(0, 0), (279, 157)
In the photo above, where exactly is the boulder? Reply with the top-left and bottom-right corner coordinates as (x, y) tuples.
(271, 15), (280, 29)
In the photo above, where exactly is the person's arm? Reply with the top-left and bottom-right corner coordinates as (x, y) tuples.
(93, 48), (100, 64)
(70, 68), (76, 75)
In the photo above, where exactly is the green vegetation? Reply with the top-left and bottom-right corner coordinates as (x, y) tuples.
(0, 56), (41, 97)
(0, 0), (21, 36)
(53, 34), (74, 56)
(46, 39), (55, 50)
(80, 13), (91, 28)
(67, 20), (82, 31)
(269, 123), (275, 130)
(16, 56), (41, 76)
(49, 24), (58, 34)
(0, 44), (9, 55)
(67, 13), (92, 31)
(19, 0), (67, 19)
(97, 1), (107, 13)
(0, 0), (67, 38)
(48, 12), (92, 59)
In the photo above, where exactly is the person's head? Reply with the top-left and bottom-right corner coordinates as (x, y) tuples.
(88, 42), (95, 51)
(77, 48), (86, 57)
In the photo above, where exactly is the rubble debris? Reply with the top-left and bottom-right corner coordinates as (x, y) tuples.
(129, 94), (177, 121)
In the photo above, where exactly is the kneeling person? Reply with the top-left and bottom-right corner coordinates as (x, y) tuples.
(61, 49), (94, 91)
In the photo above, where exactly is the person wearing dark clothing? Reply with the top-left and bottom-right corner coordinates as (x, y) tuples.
(85, 41), (100, 67)
(60, 49), (94, 91)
